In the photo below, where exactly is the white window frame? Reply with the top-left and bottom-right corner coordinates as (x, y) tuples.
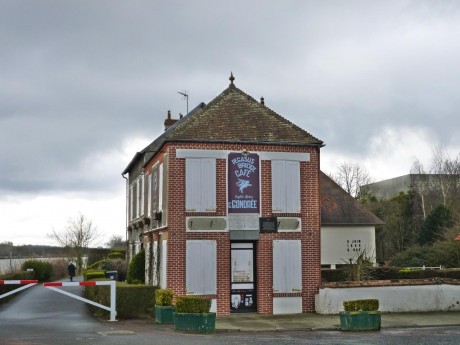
(185, 158), (216, 212)
(273, 240), (302, 293)
(158, 163), (163, 211)
(272, 160), (301, 213)
(186, 240), (217, 295)
(147, 173), (152, 219)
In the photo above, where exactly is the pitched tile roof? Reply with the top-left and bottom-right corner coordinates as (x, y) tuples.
(320, 172), (384, 226)
(123, 77), (323, 174)
(162, 82), (324, 146)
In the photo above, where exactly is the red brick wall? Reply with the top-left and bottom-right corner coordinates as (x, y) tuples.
(149, 142), (320, 315)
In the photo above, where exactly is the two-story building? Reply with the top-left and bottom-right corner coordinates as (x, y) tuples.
(122, 74), (324, 315)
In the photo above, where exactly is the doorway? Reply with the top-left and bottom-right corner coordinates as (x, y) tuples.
(230, 242), (256, 312)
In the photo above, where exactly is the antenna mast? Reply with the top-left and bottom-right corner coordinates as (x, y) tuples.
(178, 90), (189, 115)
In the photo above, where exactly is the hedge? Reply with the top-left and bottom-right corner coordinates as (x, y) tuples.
(85, 281), (157, 319)
(343, 299), (379, 312)
(84, 270), (106, 281)
(175, 296), (211, 313)
(155, 289), (174, 306)
(21, 260), (53, 282)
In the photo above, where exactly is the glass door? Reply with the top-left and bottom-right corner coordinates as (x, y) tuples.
(230, 242), (256, 312)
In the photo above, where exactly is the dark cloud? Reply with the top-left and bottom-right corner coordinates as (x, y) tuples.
(1, 0), (460, 197)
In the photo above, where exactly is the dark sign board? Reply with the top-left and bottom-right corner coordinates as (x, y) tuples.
(259, 217), (278, 232)
(227, 152), (260, 214)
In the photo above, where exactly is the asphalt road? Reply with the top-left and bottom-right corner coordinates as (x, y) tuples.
(1, 283), (460, 345)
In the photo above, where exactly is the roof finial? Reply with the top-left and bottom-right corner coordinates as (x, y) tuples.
(229, 72), (235, 86)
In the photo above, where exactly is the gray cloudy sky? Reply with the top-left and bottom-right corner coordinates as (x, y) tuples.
(1, 1), (460, 245)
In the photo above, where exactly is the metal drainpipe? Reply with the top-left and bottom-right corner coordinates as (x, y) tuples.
(122, 173), (129, 261)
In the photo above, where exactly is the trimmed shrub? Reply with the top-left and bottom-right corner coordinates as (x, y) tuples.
(176, 296), (211, 313)
(126, 249), (145, 284)
(343, 299), (379, 312)
(155, 289), (174, 306)
(21, 260), (53, 282)
(84, 270), (106, 281)
(85, 281), (157, 319)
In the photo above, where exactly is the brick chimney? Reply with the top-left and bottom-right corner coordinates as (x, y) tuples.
(164, 110), (179, 131)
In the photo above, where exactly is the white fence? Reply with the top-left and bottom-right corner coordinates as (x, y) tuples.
(316, 284), (460, 314)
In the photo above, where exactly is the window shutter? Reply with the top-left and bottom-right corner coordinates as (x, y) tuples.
(273, 240), (302, 293)
(158, 163), (163, 211)
(186, 159), (201, 211)
(129, 185), (134, 221)
(161, 240), (167, 289)
(186, 240), (216, 295)
(186, 158), (216, 212)
(201, 158), (216, 211)
(147, 173), (152, 218)
(271, 160), (285, 212)
(285, 161), (300, 213)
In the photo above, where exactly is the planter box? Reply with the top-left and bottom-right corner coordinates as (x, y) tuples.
(173, 312), (216, 333)
(339, 311), (381, 331)
(155, 305), (176, 324)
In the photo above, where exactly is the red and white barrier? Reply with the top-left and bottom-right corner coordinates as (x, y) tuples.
(43, 280), (117, 321)
(0, 280), (38, 300)
(0, 280), (38, 285)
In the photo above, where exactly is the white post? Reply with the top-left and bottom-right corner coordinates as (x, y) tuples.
(110, 280), (117, 321)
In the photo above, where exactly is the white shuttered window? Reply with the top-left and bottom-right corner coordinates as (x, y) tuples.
(273, 240), (302, 293)
(186, 240), (217, 295)
(271, 160), (300, 213)
(186, 158), (216, 212)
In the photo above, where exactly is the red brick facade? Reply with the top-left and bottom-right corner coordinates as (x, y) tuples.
(143, 142), (321, 316)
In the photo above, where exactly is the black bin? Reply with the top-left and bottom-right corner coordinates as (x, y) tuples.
(105, 271), (118, 281)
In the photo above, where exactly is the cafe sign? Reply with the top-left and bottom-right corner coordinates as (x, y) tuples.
(228, 152), (260, 214)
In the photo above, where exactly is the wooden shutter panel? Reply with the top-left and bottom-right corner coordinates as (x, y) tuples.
(285, 161), (300, 213)
(273, 240), (302, 293)
(285, 240), (302, 292)
(186, 240), (216, 294)
(161, 240), (167, 289)
(186, 159), (201, 211)
(201, 158), (216, 211)
(158, 163), (163, 211)
(271, 160), (285, 212)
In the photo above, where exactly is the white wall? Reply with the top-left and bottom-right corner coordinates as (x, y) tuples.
(315, 285), (460, 314)
(321, 226), (376, 266)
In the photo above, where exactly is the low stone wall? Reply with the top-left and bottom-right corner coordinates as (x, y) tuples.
(315, 279), (460, 314)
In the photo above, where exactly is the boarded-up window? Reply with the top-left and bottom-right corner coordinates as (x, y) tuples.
(186, 158), (216, 212)
(271, 160), (300, 213)
(273, 240), (302, 293)
(186, 240), (217, 295)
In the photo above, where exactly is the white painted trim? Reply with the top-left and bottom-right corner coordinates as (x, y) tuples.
(185, 216), (228, 232)
(176, 149), (310, 162)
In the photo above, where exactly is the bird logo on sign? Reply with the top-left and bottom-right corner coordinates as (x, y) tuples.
(236, 179), (252, 193)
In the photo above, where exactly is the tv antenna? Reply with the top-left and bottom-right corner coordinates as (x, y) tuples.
(178, 90), (189, 115)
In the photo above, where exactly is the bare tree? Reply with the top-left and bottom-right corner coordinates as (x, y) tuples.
(430, 145), (460, 209)
(105, 235), (126, 250)
(48, 213), (100, 273)
(410, 158), (429, 219)
(332, 161), (374, 199)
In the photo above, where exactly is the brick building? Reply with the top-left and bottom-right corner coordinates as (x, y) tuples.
(122, 75), (324, 315)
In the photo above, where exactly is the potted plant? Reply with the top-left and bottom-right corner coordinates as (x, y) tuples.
(173, 296), (216, 333)
(339, 299), (381, 331)
(154, 289), (175, 324)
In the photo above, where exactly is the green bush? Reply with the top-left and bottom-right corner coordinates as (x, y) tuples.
(176, 296), (211, 313)
(155, 289), (174, 306)
(21, 260), (53, 282)
(126, 249), (145, 284)
(343, 299), (379, 312)
(85, 281), (157, 319)
(84, 270), (106, 281)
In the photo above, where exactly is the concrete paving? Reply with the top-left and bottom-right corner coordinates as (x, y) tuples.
(215, 311), (460, 331)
